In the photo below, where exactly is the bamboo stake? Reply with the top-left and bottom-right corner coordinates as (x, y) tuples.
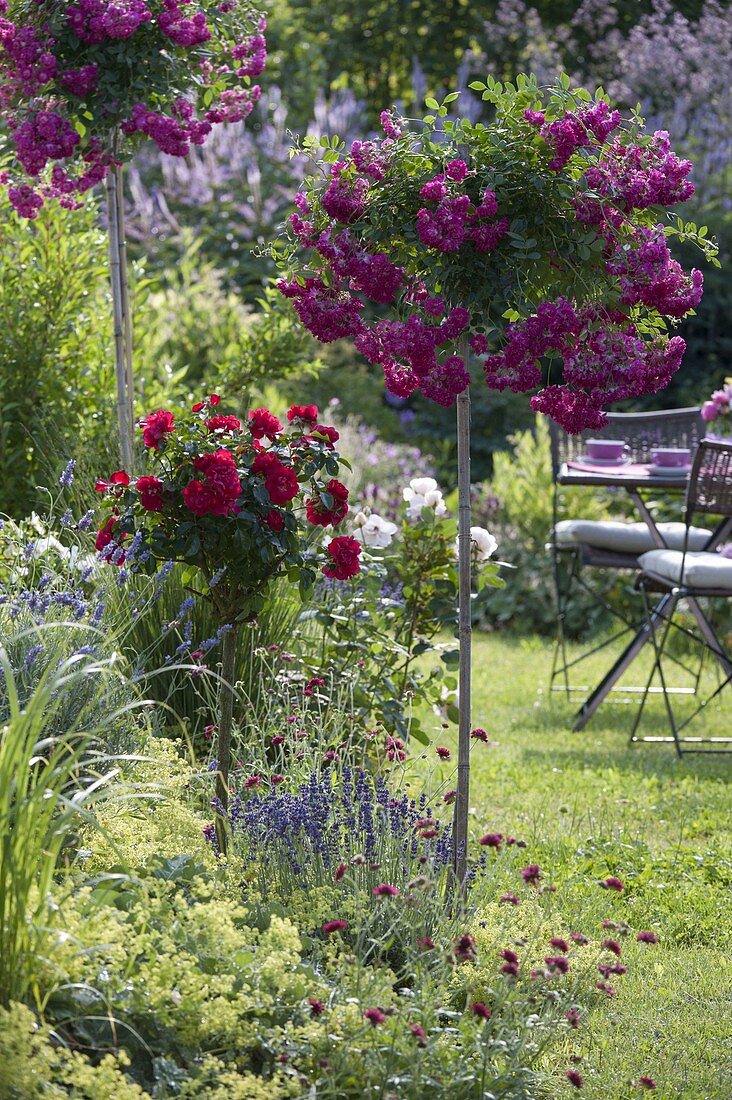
(105, 164), (133, 472)
(114, 161), (135, 455)
(214, 622), (239, 854)
(453, 346), (472, 888)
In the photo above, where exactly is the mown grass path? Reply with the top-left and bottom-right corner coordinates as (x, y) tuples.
(421, 632), (732, 1099)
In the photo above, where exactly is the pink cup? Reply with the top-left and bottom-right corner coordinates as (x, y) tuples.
(651, 447), (691, 468)
(585, 438), (628, 462)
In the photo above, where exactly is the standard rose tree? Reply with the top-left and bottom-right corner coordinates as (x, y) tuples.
(0, 0), (266, 468)
(277, 74), (716, 883)
(95, 396), (359, 845)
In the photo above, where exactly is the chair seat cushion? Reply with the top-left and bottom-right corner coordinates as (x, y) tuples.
(638, 549), (732, 591)
(554, 520), (712, 554)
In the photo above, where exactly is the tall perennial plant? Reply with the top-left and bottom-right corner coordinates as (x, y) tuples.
(277, 74), (715, 881)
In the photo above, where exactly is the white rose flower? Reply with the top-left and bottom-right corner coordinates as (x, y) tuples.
(423, 488), (447, 516)
(455, 526), (498, 562)
(357, 513), (398, 549)
(352, 511), (369, 528)
(408, 477), (439, 497)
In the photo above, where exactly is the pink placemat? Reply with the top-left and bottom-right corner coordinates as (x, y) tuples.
(567, 460), (654, 477)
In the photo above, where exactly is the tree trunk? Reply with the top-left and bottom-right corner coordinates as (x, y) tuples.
(215, 622), (239, 854)
(453, 372), (472, 887)
(105, 156), (134, 471)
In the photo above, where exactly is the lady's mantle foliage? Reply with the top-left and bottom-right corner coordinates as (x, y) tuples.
(0, 0), (266, 215)
(277, 74), (716, 432)
(94, 394), (359, 619)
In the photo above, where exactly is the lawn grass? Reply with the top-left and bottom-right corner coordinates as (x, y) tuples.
(419, 631), (732, 1099)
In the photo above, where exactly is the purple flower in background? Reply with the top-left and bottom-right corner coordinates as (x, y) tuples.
(58, 460), (75, 488)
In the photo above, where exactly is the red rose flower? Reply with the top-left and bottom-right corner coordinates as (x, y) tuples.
(263, 459), (299, 505)
(251, 451), (279, 474)
(206, 414), (242, 433)
(263, 509), (284, 532)
(95, 516), (125, 564)
(311, 424), (340, 446)
(306, 479), (349, 527)
(248, 407), (283, 439)
(135, 475), (165, 512)
(210, 393), (221, 405)
(322, 536), (361, 580)
(287, 403), (319, 426)
(141, 409), (175, 450)
(95, 469), (130, 493)
(183, 449), (241, 516)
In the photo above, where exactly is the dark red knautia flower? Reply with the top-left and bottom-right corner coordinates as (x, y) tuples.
(435, 746), (451, 760)
(308, 997), (326, 1017)
(363, 1007), (386, 1026)
(453, 934), (477, 962)
(550, 937), (570, 953)
(322, 919), (348, 935)
(141, 408), (175, 450)
(499, 892), (520, 905)
(444, 789), (457, 804)
(334, 862), (347, 882)
(305, 478), (349, 526)
(408, 1021), (428, 1046)
(470, 1002), (491, 1019)
(637, 1077), (656, 1090)
(480, 832), (503, 848)
(470, 727), (489, 742)
(570, 932), (590, 945)
(601, 939), (622, 957)
(373, 883), (400, 898)
(600, 876), (624, 891)
(565, 1008), (580, 1029)
(636, 931), (659, 944)
(521, 864), (542, 885)
(323, 535), (362, 579)
(565, 1069), (583, 1088)
(417, 936), (435, 951)
(500, 948), (519, 965)
(544, 955), (569, 974)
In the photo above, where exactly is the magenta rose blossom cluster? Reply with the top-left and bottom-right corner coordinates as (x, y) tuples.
(94, 395), (361, 604)
(701, 378), (732, 426)
(277, 77), (714, 432)
(0, 0), (266, 216)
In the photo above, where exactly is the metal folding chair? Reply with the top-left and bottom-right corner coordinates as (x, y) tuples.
(632, 439), (732, 756)
(548, 408), (706, 698)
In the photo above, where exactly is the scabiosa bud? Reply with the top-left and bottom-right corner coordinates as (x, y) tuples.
(334, 862), (347, 882)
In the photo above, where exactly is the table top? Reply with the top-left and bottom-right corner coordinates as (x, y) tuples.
(558, 462), (689, 490)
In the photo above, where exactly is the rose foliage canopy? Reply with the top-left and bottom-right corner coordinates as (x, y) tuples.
(0, 0), (266, 216)
(95, 395), (360, 622)
(277, 74), (718, 433)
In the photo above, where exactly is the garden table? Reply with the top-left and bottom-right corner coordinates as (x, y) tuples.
(557, 459), (731, 730)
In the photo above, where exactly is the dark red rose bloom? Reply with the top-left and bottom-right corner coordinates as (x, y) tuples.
(311, 423), (339, 446)
(287, 403), (319, 425)
(206, 414), (242, 433)
(251, 451), (279, 474)
(183, 449), (241, 516)
(141, 409), (175, 450)
(264, 461), (299, 505)
(192, 401), (206, 412)
(209, 393), (221, 405)
(95, 469), (130, 493)
(248, 407), (283, 439)
(322, 535), (361, 580)
(306, 479), (349, 527)
(263, 509), (284, 532)
(322, 919), (348, 934)
(95, 517), (126, 564)
(135, 475), (165, 512)
(95, 516), (118, 551)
